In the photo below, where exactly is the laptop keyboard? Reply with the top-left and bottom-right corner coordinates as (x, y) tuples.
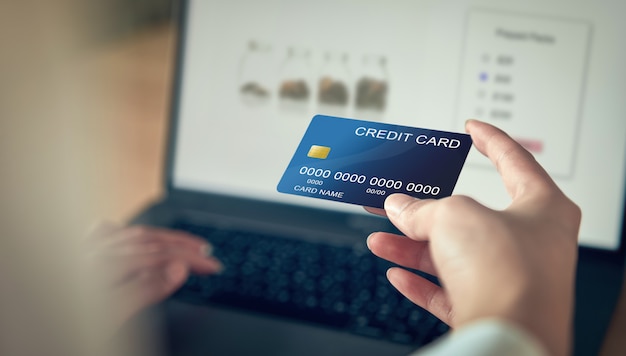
(172, 222), (449, 346)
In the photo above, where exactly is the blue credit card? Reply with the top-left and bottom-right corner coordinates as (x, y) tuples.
(277, 115), (472, 208)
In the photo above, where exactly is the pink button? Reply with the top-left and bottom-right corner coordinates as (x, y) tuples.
(515, 137), (543, 153)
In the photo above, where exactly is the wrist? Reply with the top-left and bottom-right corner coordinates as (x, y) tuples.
(456, 293), (572, 356)
(419, 318), (549, 356)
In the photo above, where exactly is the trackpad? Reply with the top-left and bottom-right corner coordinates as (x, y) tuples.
(162, 300), (414, 356)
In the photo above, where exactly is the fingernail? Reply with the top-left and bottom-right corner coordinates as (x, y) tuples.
(386, 267), (397, 283)
(213, 260), (225, 274)
(200, 243), (214, 257)
(166, 263), (187, 283)
(366, 233), (374, 250)
(384, 194), (417, 218)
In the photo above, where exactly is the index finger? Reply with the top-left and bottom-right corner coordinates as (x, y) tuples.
(465, 119), (557, 200)
(94, 226), (212, 257)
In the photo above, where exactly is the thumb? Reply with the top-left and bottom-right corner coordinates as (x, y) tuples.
(384, 194), (435, 241)
(139, 261), (189, 304)
(114, 262), (189, 326)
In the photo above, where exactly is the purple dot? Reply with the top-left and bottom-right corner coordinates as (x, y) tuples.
(479, 72), (489, 82)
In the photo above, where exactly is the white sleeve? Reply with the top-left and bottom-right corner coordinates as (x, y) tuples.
(410, 319), (548, 356)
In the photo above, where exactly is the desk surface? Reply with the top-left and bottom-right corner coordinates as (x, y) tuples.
(87, 24), (626, 356)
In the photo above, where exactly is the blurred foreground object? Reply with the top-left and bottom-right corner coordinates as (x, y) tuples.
(88, 0), (174, 42)
(0, 1), (158, 356)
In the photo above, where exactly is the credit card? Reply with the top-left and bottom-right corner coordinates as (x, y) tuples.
(277, 115), (472, 208)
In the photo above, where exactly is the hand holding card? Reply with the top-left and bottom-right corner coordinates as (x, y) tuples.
(277, 115), (472, 208)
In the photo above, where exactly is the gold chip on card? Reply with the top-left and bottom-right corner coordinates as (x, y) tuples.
(307, 145), (331, 159)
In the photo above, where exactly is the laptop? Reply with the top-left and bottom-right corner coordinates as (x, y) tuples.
(131, 1), (626, 355)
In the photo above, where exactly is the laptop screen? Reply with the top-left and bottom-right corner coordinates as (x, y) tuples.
(172, 0), (626, 251)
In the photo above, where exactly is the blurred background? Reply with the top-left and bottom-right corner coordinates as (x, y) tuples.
(1, 1), (625, 355)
